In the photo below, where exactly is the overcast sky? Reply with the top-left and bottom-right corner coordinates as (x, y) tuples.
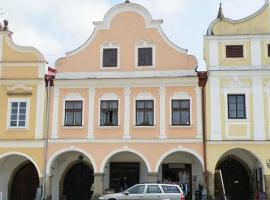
(0, 0), (266, 68)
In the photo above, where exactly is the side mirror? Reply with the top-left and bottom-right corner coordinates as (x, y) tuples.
(123, 191), (130, 195)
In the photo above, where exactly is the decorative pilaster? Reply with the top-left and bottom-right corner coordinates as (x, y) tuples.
(252, 78), (265, 140)
(88, 87), (96, 139)
(92, 173), (105, 200)
(51, 87), (60, 138)
(196, 86), (203, 139)
(159, 86), (167, 139)
(265, 175), (270, 199)
(124, 87), (131, 139)
(148, 172), (158, 183)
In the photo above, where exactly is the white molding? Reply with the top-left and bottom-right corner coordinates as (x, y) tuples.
(0, 152), (42, 177)
(124, 87), (131, 139)
(51, 87), (60, 138)
(88, 87), (96, 139)
(64, 3), (187, 58)
(210, 77), (222, 140)
(62, 93), (85, 127)
(0, 35), (2, 78)
(159, 86), (166, 139)
(252, 78), (266, 140)
(56, 70), (197, 80)
(100, 42), (120, 69)
(48, 138), (203, 144)
(0, 140), (44, 147)
(169, 92), (193, 127)
(7, 98), (30, 130)
(251, 39), (262, 66)
(6, 84), (33, 92)
(135, 40), (155, 69)
(46, 146), (97, 175)
(38, 63), (46, 78)
(196, 86), (203, 139)
(134, 92), (156, 126)
(209, 40), (219, 67)
(98, 92), (120, 127)
(154, 147), (204, 172)
(35, 83), (45, 139)
(222, 78), (251, 140)
(100, 146), (152, 173)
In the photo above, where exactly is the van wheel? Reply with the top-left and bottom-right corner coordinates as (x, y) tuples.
(108, 199), (117, 200)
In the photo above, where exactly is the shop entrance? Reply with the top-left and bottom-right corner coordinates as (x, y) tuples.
(10, 162), (39, 200)
(162, 163), (192, 199)
(63, 162), (94, 200)
(110, 162), (140, 192)
(216, 158), (251, 200)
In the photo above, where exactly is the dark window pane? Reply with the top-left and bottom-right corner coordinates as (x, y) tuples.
(180, 100), (190, 109)
(11, 102), (18, 108)
(65, 102), (74, 109)
(146, 185), (161, 194)
(226, 45), (244, 58)
(100, 100), (118, 126)
(103, 48), (117, 67)
(74, 112), (82, 125)
(20, 102), (27, 108)
(18, 121), (25, 127)
(180, 111), (190, 125)
(136, 101), (145, 109)
(136, 111), (144, 125)
(127, 185), (145, 194)
(136, 100), (154, 126)
(172, 100), (181, 109)
(268, 44), (270, 57)
(228, 95), (246, 119)
(138, 48), (153, 66)
(65, 112), (74, 125)
(10, 121), (17, 127)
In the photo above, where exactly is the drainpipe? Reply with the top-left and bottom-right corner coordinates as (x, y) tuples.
(42, 72), (55, 200)
(196, 70), (208, 193)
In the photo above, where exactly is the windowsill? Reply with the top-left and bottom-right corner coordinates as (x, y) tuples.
(169, 125), (193, 128)
(98, 126), (120, 129)
(101, 66), (120, 69)
(224, 57), (246, 60)
(225, 119), (248, 122)
(133, 125), (156, 129)
(135, 65), (155, 69)
(61, 126), (86, 129)
(7, 127), (28, 131)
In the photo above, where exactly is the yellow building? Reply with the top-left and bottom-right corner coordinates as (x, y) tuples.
(0, 21), (48, 199)
(204, 1), (270, 199)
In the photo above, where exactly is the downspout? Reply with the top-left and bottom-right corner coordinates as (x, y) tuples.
(196, 70), (208, 192)
(42, 75), (52, 200)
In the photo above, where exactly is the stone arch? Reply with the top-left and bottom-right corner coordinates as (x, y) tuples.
(100, 146), (152, 173)
(154, 147), (204, 172)
(46, 147), (97, 175)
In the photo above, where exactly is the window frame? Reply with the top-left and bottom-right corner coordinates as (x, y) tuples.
(227, 94), (246, 119)
(135, 41), (155, 69)
(137, 47), (153, 67)
(225, 44), (244, 58)
(135, 100), (154, 126)
(171, 99), (191, 126)
(7, 98), (30, 129)
(100, 100), (119, 126)
(64, 100), (83, 127)
(100, 43), (120, 69)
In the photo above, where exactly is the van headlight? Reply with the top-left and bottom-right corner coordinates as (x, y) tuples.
(99, 197), (105, 200)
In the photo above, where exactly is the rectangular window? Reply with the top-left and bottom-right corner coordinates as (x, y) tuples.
(228, 94), (246, 119)
(226, 45), (244, 58)
(100, 100), (118, 126)
(9, 100), (28, 128)
(172, 100), (190, 126)
(136, 100), (154, 126)
(64, 101), (83, 126)
(267, 44), (270, 57)
(138, 47), (153, 66)
(103, 48), (118, 67)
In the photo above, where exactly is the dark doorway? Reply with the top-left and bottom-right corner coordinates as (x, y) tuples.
(216, 158), (251, 200)
(10, 162), (39, 200)
(110, 162), (140, 192)
(162, 163), (192, 200)
(63, 162), (94, 200)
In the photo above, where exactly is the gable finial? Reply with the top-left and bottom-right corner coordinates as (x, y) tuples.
(125, 0), (130, 3)
(217, 3), (224, 19)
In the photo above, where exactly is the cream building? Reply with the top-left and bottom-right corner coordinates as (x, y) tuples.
(204, 1), (270, 199)
(0, 21), (48, 199)
(45, 1), (205, 200)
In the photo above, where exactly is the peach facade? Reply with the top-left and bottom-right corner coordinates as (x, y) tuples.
(47, 2), (204, 200)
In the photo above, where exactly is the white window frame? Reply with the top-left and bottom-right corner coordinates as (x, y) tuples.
(133, 92), (156, 127)
(7, 98), (30, 129)
(100, 42), (120, 69)
(62, 93), (84, 127)
(169, 92), (192, 127)
(135, 40), (155, 69)
(98, 93), (120, 128)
